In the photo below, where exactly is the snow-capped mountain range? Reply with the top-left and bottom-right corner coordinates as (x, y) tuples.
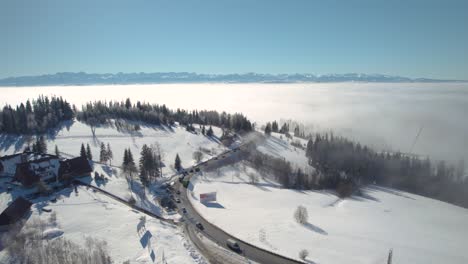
(0, 72), (462, 86)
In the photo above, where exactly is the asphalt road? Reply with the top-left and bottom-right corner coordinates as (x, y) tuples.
(173, 147), (303, 264)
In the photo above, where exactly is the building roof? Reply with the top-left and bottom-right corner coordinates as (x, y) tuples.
(0, 197), (32, 226)
(59, 156), (93, 177)
(0, 153), (24, 161)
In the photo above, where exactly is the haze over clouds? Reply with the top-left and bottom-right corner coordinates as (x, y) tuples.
(1, 82), (467, 164)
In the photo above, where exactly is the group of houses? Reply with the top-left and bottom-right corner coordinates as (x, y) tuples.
(0, 151), (93, 231)
(0, 151), (92, 187)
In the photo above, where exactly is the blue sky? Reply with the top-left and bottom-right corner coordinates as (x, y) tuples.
(1, 0), (467, 79)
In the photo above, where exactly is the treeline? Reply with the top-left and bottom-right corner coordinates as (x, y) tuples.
(77, 98), (253, 132)
(0, 95), (74, 134)
(264, 120), (307, 138)
(240, 140), (318, 190)
(262, 120), (468, 206)
(305, 133), (468, 206)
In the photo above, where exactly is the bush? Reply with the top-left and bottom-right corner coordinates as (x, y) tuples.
(294, 205), (308, 224)
(299, 249), (309, 260)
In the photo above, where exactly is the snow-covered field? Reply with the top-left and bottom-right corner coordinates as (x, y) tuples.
(0, 120), (226, 176)
(189, 162), (468, 264)
(0, 186), (206, 264)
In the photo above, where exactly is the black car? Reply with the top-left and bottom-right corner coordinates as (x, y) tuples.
(176, 190), (181, 195)
(182, 208), (187, 214)
(196, 222), (204, 230)
(227, 239), (242, 253)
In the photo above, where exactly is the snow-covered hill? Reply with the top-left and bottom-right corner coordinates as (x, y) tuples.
(0, 120), (227, 176)
(0, 186), (206, 264)
(257, 132), (313, 173)
(189, 162), (468, 264)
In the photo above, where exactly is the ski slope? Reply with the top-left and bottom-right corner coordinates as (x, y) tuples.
(189, 162), (468, 264)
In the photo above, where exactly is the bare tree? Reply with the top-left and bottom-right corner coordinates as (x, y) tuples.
(193, 150), (204, 163)
(294, 205), (308, 224)
(299, 249), (309, 260)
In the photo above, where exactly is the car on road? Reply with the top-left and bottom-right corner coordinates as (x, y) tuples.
(175, 198), (181, 203)
(196, 222), (204, 230)
(181, 208), (187, 214)
(226, 239), (242, 253)
(176, 190), (181, 195)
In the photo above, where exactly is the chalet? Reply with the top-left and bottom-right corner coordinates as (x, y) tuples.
(0, 197), (32, 232)
(58, 156), (93, 181)
(2, 152), (92, 187)
(14, 155), (60, 187)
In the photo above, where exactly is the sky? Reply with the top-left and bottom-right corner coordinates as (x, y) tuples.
(1, 0), (468, 80)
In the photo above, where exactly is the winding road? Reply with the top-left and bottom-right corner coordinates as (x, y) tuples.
(173, 147), (304, 264)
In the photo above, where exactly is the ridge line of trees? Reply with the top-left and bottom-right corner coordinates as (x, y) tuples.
(77, 98), (253, 132)
(0, 95), (74, 134)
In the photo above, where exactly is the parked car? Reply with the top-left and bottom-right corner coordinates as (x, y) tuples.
(175, 198), (181, 203)
(176, 190), (181, 195)
(226, 239), (242, 253)
(182, 208), (187, 214)
(196, 222), (204, 230)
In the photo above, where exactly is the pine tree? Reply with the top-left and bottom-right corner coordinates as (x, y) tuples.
(107, 143), (113, 165)
(206, 126), (214, 137)
(264, 123), (272, 136)
(201, 125), (206, 135)
(80, 143), (87, 158)
(55, 145), (60, 157)
(139, 145), (150, 186)
(100, 143), (107, 163)
(123, 149), (129, 167)
(272, 121), (278, 133)
(175, 154), (182, 171)
(86, 144), (93, 160)
(38, 136), (47, 154)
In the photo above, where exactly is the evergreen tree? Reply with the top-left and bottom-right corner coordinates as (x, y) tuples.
(100, 143), (107, 163)
(80, 143), (87, 158)
(122, 149), (129, 167)
(139, 145), (151, 186)
(107, 143), (113, 165)
(272, 121), (279, 133)
(201, 125), (206, 135)
(86, 144), (93, 160)
(175, 154), (182, 171)
(206, 126), (214, 137)
(264, 122), (272, 136)
(37, 136), (47, 154)
(55, 145), (60, 157)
